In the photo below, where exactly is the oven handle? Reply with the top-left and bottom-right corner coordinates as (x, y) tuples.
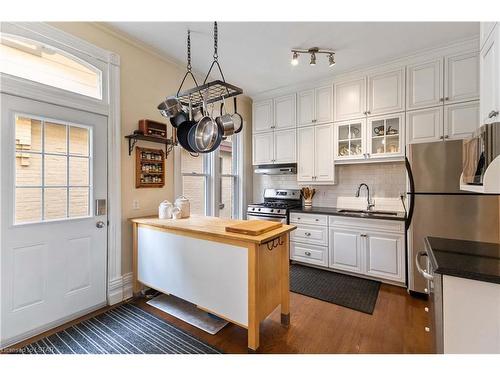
(415, 251), (434, 281)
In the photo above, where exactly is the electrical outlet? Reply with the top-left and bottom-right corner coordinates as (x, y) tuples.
(132, 200), (140, 210)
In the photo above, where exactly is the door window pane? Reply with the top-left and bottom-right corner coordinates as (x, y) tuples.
(14, 114), (92, 224)
(16, 152), (42, 186)
(15, 188), (42, 223)
(69, 157), (89, 186)
(44, 188), (67, 220)
(15, 117), (41, 152)
(44, 155), (67, 186)
(44, 122), (67, 154)
(69, 188), (89, 217)
(69, 126), (89, 156)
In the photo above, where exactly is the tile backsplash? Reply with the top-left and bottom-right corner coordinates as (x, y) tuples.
(253, 162), (407, 206)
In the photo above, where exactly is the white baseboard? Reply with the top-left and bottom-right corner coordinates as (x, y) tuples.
(107, 272), (133, 305)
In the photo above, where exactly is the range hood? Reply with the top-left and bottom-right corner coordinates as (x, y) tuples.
(254, 163), (297, 175)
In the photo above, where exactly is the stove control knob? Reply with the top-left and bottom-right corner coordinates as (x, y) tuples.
(277, 209), (281, 214)
(258, 208), (261, 212)
(270, 209), (274, 213)
(252, 208), (255, 211)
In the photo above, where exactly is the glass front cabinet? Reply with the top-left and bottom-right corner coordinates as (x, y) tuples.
(334, 113), (404, 163)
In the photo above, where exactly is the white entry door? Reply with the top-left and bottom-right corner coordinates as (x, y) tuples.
(0, 94), (108, 348)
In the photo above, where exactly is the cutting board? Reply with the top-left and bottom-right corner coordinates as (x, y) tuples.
(225, 220), (282, 236)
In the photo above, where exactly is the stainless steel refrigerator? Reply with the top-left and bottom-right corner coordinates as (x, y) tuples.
(406, 140), (500, 294)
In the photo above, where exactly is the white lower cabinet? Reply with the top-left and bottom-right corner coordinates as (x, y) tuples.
(290, 242), (328, 267)
(290, 213), (406, 285)
(364, 231), (405, 282)
(329, 228), (362, 273)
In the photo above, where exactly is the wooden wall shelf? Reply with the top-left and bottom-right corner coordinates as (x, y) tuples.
(135, 146), (165, 188)
(125, 134), (174, 156)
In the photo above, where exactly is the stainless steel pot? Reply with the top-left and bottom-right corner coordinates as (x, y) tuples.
(232, 97), (243, 134)
(158, 96), (182, 118)
(216, 101), (235, 136)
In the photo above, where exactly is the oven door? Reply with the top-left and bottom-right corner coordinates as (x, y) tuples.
(246, 213), (287, 224)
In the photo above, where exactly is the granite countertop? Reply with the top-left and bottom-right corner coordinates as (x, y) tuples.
(425, 236), (500, 285)
(289, 206), (406, 221)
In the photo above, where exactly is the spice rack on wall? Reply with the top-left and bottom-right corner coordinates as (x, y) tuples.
(135, 146), (165, 188)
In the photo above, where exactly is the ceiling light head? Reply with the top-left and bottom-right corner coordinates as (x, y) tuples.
(328, 53), (336, 67)
(291, 51), (299, 66)
(309, 52), (316, 66)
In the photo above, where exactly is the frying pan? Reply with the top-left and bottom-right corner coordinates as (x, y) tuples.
(170, 110), (189, 128)
(188, 119), (224, 153)
(176, 120), (197, 153)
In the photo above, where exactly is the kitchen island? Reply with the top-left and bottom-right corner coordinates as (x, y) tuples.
(131, 215), (296, 352)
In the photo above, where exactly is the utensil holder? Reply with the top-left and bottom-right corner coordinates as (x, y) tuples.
(304, 198), (313, 207)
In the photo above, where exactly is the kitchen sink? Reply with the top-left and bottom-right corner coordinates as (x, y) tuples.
(337, 209), (399, 216)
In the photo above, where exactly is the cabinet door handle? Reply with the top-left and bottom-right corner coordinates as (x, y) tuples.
(439, 98), (444, 102)
(367, 111), (371, 115)
(304, 232), (311, 236)
(439, 136), (444, 139)
(315, 218), (319, 222)
(444, 97), (449, 101)
(444, 135), (449, 139)
(360, 233), (367, 237)
(305, 251), (311, 256)
(488, 110), (499, 118)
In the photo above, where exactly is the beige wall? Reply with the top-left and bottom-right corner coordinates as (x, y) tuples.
(49, 22), (252, 274)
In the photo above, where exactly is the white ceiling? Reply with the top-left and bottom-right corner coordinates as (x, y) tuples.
(109, 22), (479, 97)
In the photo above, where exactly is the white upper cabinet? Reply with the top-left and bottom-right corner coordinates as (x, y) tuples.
(367, 68), (405, 116)
(406, 59), (443, 110)
(334, 119), (367, 162)
(480, 24), (500, 124)
(252, 132), (274, 165)
(334, 77), (367, 121)
(297, 123), (335, 184)
(274, 129), (296, 164)
(252, 100), (273, 133)
(367, 113), (405, 159)
(297, 126), (315, 181)
(315, 86), (333, 124)
(406, 107), (444, 144)
(298, 86), (333, 126)
(314, 123), (334, 182)
(444, 101), (479, 140)
(274, 94), (296, 130)
(445, 51), (479, 104)
(297, 89), (315, 126)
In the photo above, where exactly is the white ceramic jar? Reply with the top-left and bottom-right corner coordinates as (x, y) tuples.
(159, 200), (173, 219)
(175, 196), (190, 218)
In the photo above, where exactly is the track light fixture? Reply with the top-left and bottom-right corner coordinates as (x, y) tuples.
(290, 47), (336, 67)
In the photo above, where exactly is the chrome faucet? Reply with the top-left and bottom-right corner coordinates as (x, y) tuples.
(356, 183), (375, 211)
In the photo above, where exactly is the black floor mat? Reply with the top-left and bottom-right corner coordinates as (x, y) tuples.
(290, 264), (381, 314)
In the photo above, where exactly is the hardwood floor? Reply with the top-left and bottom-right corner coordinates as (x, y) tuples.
(134, 285), (433, 354)
(6, 285), (433, 354)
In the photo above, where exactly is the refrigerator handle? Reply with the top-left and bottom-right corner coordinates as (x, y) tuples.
(405, 156), (415, 229)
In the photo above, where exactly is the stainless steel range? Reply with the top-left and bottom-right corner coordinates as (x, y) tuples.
(247, 189), (302, 224)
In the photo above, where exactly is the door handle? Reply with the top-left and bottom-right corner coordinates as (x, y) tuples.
(305, 251), (311, 256)
(415, 251), (433, 281)
(96, 221), (106, 229)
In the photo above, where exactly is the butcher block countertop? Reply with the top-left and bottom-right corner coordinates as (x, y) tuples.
(130, 215), (296, 244)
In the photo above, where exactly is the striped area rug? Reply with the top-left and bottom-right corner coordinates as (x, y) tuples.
(18, 303), (222, 354)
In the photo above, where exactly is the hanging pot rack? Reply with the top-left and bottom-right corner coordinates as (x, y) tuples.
(173, 22), (243, 108)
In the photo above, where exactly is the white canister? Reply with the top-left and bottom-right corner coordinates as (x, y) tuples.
(175, 196), (190, 218)
(172, 207), (182, 220)
(158, 200), (173, 219)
